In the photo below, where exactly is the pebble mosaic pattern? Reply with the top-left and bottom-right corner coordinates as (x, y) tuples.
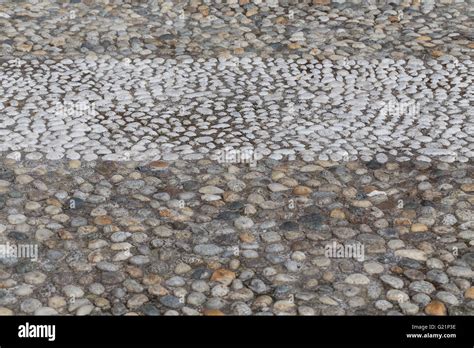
(1, 57), (473, 163)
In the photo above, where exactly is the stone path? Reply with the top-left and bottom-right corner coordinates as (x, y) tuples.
(1, 57), (473, 163)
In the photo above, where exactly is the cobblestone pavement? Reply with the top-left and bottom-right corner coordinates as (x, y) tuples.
(0, 0), (472, 316)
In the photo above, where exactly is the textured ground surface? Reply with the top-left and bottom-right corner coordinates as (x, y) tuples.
(0, 0), (473, 316)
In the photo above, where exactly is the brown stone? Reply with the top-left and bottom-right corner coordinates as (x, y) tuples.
(88, 250), (104, 263)
(239, 232), (255, 243)
(58, 229), (74, 240)
(394, 218), (412, 226)
(376, 200), (396, 210)
(126, 266), (143, 278)
(411, 223), (428, 232)
(288, 43), (301, 49)
(159, 209), (172, 218)
(206, 261), (221, 271)
(416, 35), (431, 42)
(330, 208), (346, 219)
(401, 210), (417, 219)
(313, 0), (330, 4)
(198, 5), (209, 16)
(246, 7), (258, 17)
(149, 160), (169, 169)
(461, 183), (474, 192)
(97, 161), (118, 176)
(464, 287), (474, 300)
(222, 191), (240, 202)
(390, 266), (404, 274)
(0, 307), (14, 315)
(50, 37), (66, 47)
(211, 269), (236, 286)
(68, 160), (81, 169)
(293, 186), (312, 196)
(17, 43), (33, 52)
(148, 284), (168, 296)
(424, 301), (447, 316)
(309, 48), (319, 56)
(431, 50), (445, 58)
(203, 309), (225, 316)
(389, 15), (400, 22)
(234, 47), (244, 55)
(363, 185), (378, 194)
(94, 297), (110, 308)
(275, 16), (288, 25)
(143, 274), (162, 286)
(94, 216), (113, 225)
(46, 198), (62, 207)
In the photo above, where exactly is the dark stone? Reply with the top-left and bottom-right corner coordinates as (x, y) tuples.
(112, 288), (126, 299)
(159, 295), (184, 309)
(448, 306), (474, 316)
(141, 303), (160, 316)
(135, 165), (150, 172)
(426, 270), (449, 284)
(15, 261), (36, 274)
(8, 231), (29, 241)
(213, 234), (238, 247)
(377, 253), (399, 264)
(279, 221), (299, 231)
(112, 303), (127, 316)
(101, 271), (126, 285)
(182, 180), (199, 191)
(159, 34), (176, 41)
(9, 191), (23, 198)
(291, 240), (311, 251)
(403, 269), (425, 280)
(226, 201), (245, 211)
(216, 211), (240, 221)
(366, 159), (383, 170)
(399, 258), (422, 270)
(461, 252), (474, 268)
(265, 254), (286, 264)
(273, 285), (293, 300)
(37, 284), (56, 299)
(53, 272), (75, 286)
(402, 232), (435, 243)
(377, 228), (399, 239)
(28, 190), (49, 201)
(147, 261), (170, 275)
(357, 233), (386, 252)
(403, 200), (419, 209)
(169, 221), (187, 230)
(0, 167), (14, 181)
(96, 161), (118, 176)
(270, 40), (284, 54)
(47, 250), (65, 261)
(191, 268), (212, 280)
(298, 213), (325, 230)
